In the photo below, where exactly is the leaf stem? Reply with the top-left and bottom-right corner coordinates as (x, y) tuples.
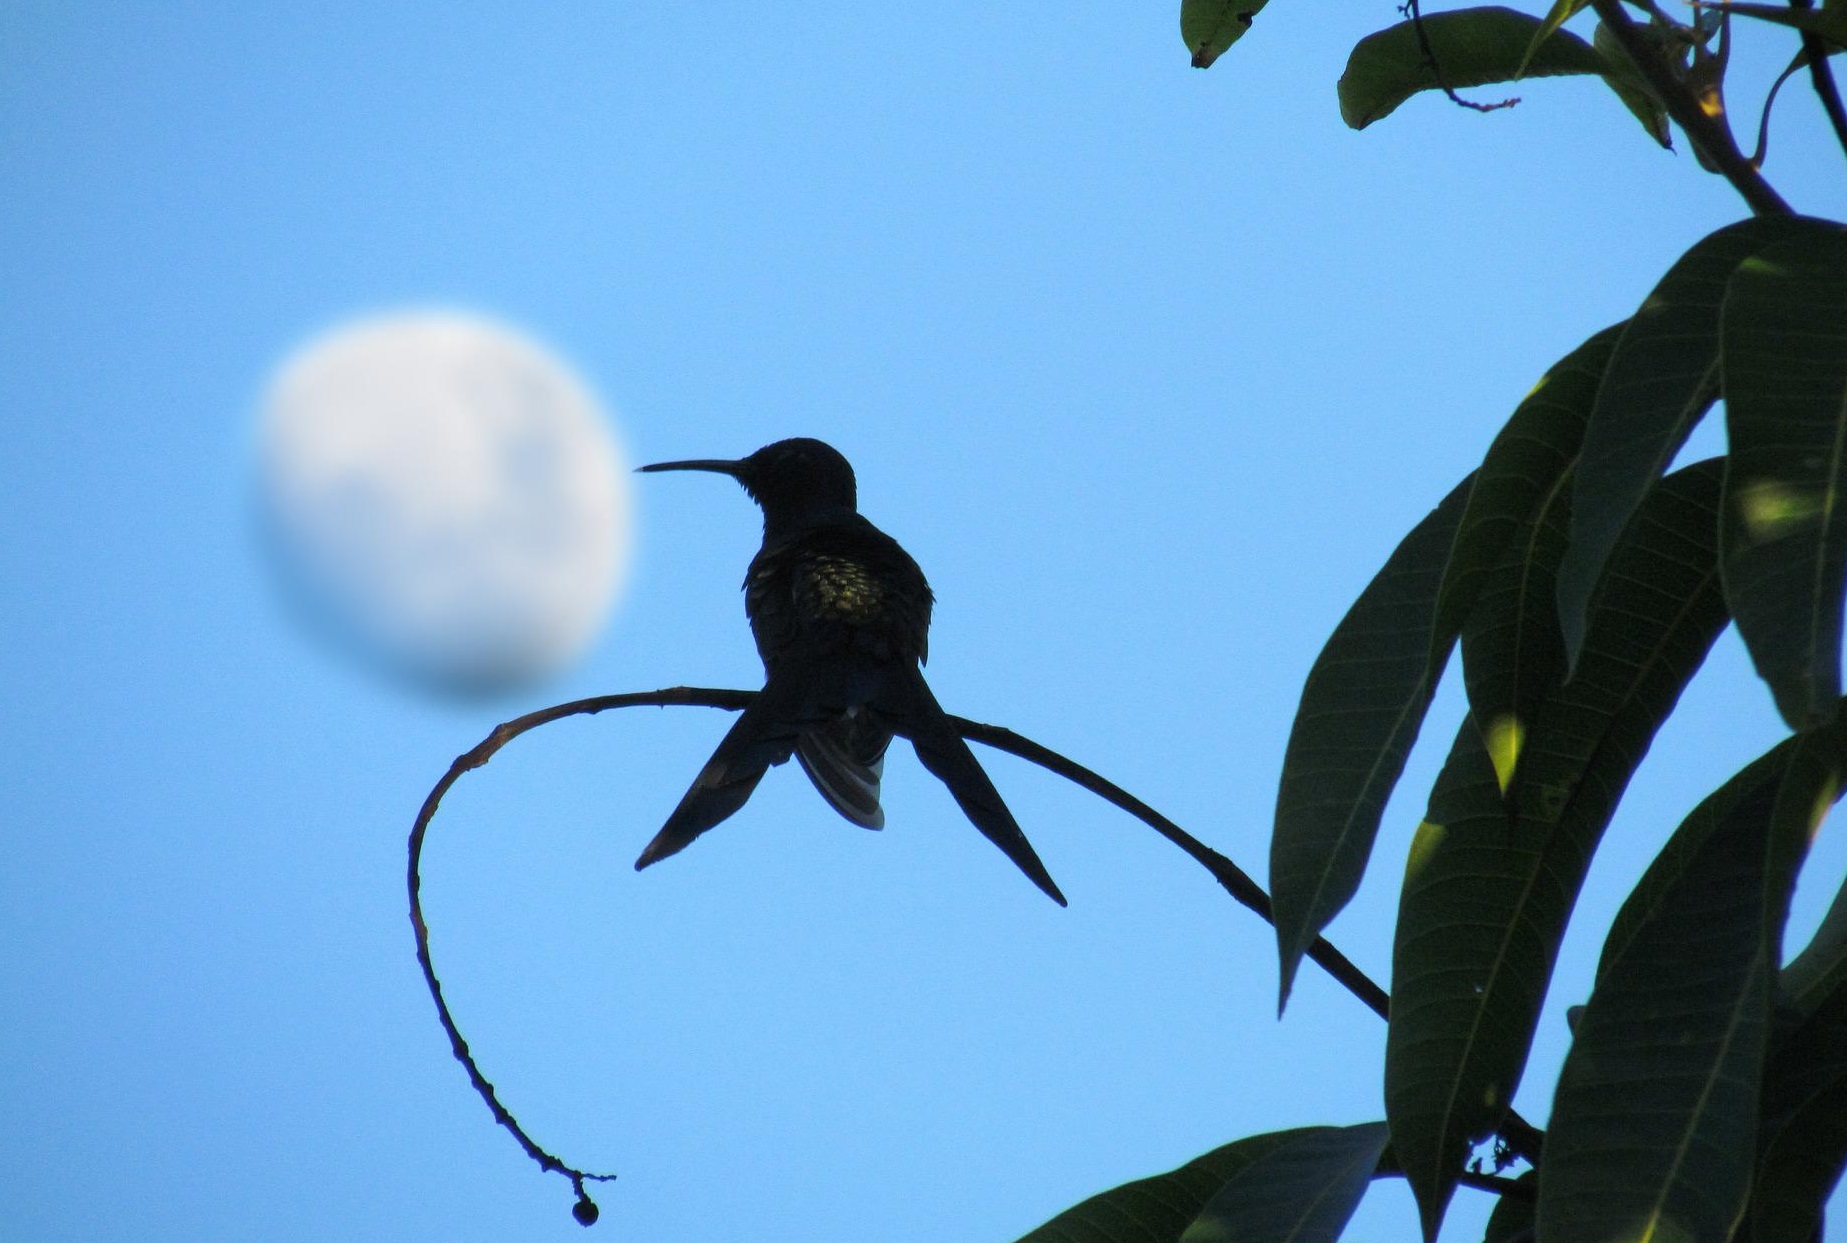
(1790, 0), (1847, 161)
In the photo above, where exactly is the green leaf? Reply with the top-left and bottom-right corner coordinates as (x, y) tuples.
(1516, 0), (1592, 77)
(1593, 21), (1672, 148)
(1596, 730), (1834, 985)
(1339, 6), (1606, 130)
(1273, 329), (1627, 1011)
(1438, 326), (1622, 676)
(1746, 977), (1847, 1243)
(1459, 466), (1572, 793)
(1387, 461), (1730, 1241)
(1446, 326), (1624, 789)
(1013, 1132), (1292, 1243)
(1600, 718), (1847, 1010)
(1514, 455), (1735, 878)
(1557, 217), (1837, 667)
(1385, 717), (1510, 1243)
(1180, 0), (1270, 69)
(1271, 475), (1474, 1010)
(1180, 1123), (1390, 1243)
(1780, 869), (1847, 1015)
(1721, 227), (1847, 731)
(1537, 728), (1842, 1243)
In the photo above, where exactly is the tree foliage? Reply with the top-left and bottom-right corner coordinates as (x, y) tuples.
(1017, 3), (1847, 1240)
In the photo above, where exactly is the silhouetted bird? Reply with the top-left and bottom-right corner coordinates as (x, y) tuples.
(635, 437), (1065, 905)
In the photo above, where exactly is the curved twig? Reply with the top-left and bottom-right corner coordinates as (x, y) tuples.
(411, 686), (1542, 1217)
(1403, 0), (1521, 114)
(409, 688), (751, 1224)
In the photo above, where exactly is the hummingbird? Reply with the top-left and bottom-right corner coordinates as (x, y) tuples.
(634, 437), (1065, 905)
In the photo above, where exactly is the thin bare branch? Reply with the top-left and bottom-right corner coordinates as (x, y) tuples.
(408, 688), (750, 1224)
(948, 717), (1390, 1018)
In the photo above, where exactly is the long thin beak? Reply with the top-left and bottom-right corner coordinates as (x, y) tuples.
(637, 458), (743, 476)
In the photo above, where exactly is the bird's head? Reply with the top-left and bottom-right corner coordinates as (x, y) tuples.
(641, 437), (859, 528)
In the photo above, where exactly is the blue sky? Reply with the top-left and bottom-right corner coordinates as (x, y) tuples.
(3, 4), (1844, 1241)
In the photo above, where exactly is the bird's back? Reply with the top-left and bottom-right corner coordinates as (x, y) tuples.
(737, 514), (932, 829)
(744, 514), (934, 681)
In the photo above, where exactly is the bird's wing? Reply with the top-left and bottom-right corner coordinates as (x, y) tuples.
(876, 666), (1066, 905)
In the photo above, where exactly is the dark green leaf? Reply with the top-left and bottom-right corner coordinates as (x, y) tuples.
(1513, 457), (1735, 883)
(1447, 326), (1624, 787)
(1274, 329), (1626, 1011)
(1596, 730), (1834, 983)
(1385, 718), (1511, 1242)
(1483, 1170), (1537, 1243)
(1747, 977), (1847, 1243)
(1387, 462), (1730, 1241)
(1721, 227), (1847, 730)
(1339, 6), (1605, 130)
(1180, 1123), (1390, 1243)
(1599, 718), (1846, 1006)
(1460, 467), (1572, 793)
(1438, 326), (1621, 679)
(1558, 218), (1837, 667)
(1180, 0), (1270, 69)
(1271, 475), (1474, 1010)
(1537, 728), (1841, 1243)
(1013, 1132), (1292, 1243)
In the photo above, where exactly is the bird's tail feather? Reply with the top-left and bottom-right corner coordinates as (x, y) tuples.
(796, 719), (887, 829)
(878, 668), (1066, 905)
(635, 693), (802, 870)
